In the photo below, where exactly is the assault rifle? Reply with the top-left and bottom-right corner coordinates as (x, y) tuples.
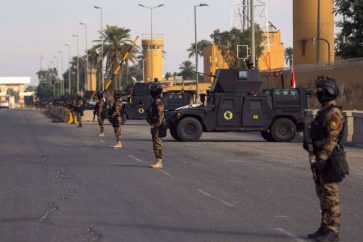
(304, 114), (318, 182)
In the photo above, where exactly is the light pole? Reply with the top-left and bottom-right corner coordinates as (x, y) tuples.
(57, 50), (64, 95)
(313, 37), (331, 65)
(194, 3), (208, 102)
(316, 0), (321, 64)
(80, 22), (89, 91)
(73, 34), (80, 92)
(65, 43), (71, 94)
(53, 56), (59, 96)
(94, 6), (104, 90)
(250, 0), (256, 68)
(138, 3), (165, 81)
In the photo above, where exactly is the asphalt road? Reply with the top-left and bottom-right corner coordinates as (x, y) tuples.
(0, 109), (362, 242)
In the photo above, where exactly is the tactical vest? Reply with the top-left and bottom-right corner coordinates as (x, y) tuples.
(310, 104), (349, 182)
(147, 96), (163, 124)
(310, 105), (345, 142)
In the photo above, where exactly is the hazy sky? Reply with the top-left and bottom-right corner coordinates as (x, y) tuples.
(0, 0), (294, 85)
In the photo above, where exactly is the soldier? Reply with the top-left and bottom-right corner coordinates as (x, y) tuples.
(147, 81), (166, 169)
(94, 92), (107, 137)
(75, 95), (84, 128)
(69, 96), (77, 124)
(304, 77), (348, 242)
(110, 90), (123, 148)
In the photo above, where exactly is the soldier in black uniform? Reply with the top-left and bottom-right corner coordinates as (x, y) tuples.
(110, 90), (123, 148)
(94, 92), (107, 137)
(304, 77), (348, 242)
(147, 81), (166, 169)
(75, 95), (84, 128)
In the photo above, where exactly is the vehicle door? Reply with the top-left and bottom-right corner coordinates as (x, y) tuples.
(242, 96), (266, 127)
(217, 95), (242, 127)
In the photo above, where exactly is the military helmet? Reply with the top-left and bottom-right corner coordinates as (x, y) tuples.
(114, 90), (122, 100)
(315, 76), (340, 103)
(149, 82), (163, 93)
(96, 92), (103, 99)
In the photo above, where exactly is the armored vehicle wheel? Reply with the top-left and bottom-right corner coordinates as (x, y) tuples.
(261, 131), (275, 142)
(176, 117), (203, 141)
(270, 118), (296, 142)
(170, 128), (181, 141)
(121, 114), (127, 125)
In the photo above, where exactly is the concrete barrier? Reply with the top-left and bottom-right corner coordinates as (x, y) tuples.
(352, 112), (363, 145)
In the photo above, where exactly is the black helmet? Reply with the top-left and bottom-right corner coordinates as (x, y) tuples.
(149, 81), (163, 97)
(114, 90), (122, 100)
(315, 76), (340, 104)
(96, 92), (103, 99)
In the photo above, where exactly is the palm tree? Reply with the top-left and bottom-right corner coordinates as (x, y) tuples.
(284, 47), (294, 66)
(93, 25), (139, 89)
(178, 60), (195, 80)
(187, 40), (211, 58)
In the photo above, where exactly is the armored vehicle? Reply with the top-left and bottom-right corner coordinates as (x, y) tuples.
(166, 69), (308, 142)
(121, 83), (196, 123)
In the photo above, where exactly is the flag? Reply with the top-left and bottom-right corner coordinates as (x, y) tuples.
(290, 65), (296, 88)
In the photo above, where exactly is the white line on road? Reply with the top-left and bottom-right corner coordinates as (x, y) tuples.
(128, 155), (143, 163)
(197, 189), (234, 207)
(99, 140), (105, 143)
(274, 228), (307, 242)
(158, 169), (174, 178)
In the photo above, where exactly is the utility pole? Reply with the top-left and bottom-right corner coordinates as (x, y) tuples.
(65, 43), (71, 94)
(250, 0), (256, 67)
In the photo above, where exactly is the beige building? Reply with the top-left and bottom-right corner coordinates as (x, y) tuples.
(293, 0), (335, 65)
(258, 25), (285, 71)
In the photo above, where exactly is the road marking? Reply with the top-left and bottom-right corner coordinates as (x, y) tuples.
(274, 228), (307, 242)
(197, 189), (234, 207)
(158, 169), (174, 178)
(128, 155), (143, 163)
(99, 140), (105, 143)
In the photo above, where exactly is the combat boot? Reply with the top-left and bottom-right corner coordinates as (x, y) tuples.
(150, 159), (163, 169)
(98, 132), (105, 137)
(315, 230), (339, 242)
(112, 141), (123, 149)
(307, 227), (328, 239)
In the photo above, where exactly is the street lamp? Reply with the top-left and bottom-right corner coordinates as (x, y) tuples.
(57, 50), (64, 95)
(53, 56), (59, 96)
(194, 3), (208, 102)
(312, 37), (331, 65)
(73, 34), (79, 93)
(80, 22), (89, 91)
(65, 43), (71, 94)
(94, 6), (104, 90)
(138, 3), (165, 81)
(316, 0), (321, 64)
(250, 0), (256, 68)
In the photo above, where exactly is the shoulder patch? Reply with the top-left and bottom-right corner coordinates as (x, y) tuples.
(327, 113), (343, 131)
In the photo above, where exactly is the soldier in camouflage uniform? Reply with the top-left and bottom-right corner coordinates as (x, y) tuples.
(69, 96), (77, 124)
(305, 77), (347, 242)
(110, 91), (123, 148)
(94, 92), (107, 137)
(147, 81), (165, 169)
(75, 95), (84, 128)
